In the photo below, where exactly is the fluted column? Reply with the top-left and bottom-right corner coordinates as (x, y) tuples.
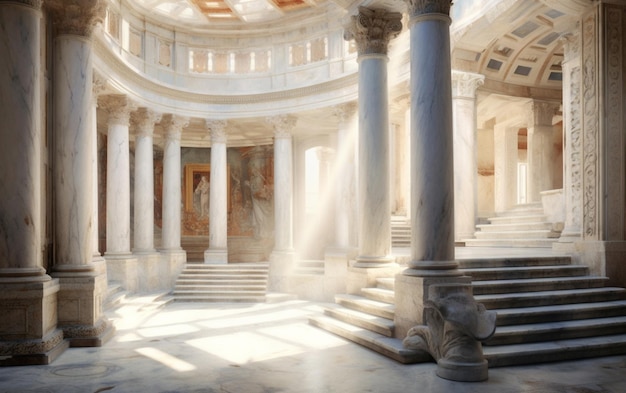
(344, 7), (402, 267)
(403, 0), (459, 275)
(205, 120), (229, 264)
(161, 114), (189, 253)
(452, 71), (484, 241)
(0, 0), (66, 365)
(100, 95), (136, 256)
(131, 108), (161, 253)
(526, 100), (559, 203)
(332, 103), (358, 251)
(47, 0), (112, 346)
(267, 115), (296, 291)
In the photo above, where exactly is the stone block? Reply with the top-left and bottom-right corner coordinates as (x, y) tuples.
(346, 264), (400, 295)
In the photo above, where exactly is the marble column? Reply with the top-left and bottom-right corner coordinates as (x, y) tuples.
(493, 123), (519, 213)
(452, 71), (484, 241)
(396, 0), (491, 382)
(526, 100), (559, 203)
(47, 0), (113, 347)
(205, 120), (229, 264)
(99, 95), (138, 292)
(344, 7), (401, 268)
(268, 115), (296, 291)
(160, 114), (188, 255)
(332, 102), (358, 251)
(0, 0), (66, 365)
(92, 73), (106, 262)
(131, 108), (161, 254)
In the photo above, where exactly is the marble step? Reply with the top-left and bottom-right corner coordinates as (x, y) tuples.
(461, 265), (589, 281)
(463, 238), (557, 248)
(361, 287), (395, 304)
(474, 229), (561, 239)
(174, 284), (267, 291)
(295, 260), (324, 275)
(485, 316), (626, 346)
(494, 301), (626, 326)
(176, 278), (266, 285)
(172, 295), (266, 303)
(475, 287), (626, 309)
(471, 276), (607, 295)
(177, 273), (268, 280)
(376, 277), (395, 290)
(487, 214), (547, 224)
(182, 266), (269, 273)
(323, 304), (395, 337)
(308, 315), (429, 364)
(173, 289), (266, 296)
(458, 256), (571, 269)
(483, 334), (626, 367)
(494, 204), (543, 217)
(335, 294), (395, 320)
(477, 222), (554, 232)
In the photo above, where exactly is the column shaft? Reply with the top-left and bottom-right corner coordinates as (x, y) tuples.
(205, 120), (228, 263)
(274, 134), (294, 251)
(161, 115), (188, 251)
(494, 124), (519, 212)
(408, 13), (457, 272)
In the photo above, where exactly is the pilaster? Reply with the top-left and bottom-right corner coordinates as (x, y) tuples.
(525, 100), (560, 203)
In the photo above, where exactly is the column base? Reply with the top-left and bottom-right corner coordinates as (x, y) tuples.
(404, 260), (462, 277)
(52, 259), (113, 347)
(204, 248), (228, 264)
(353, 254), (396, 268)
(105, 253), (138, 293)
(160, 250), (187, 289)
(0, 277), (68, 365)
(269, 250), (295, 292)
(394, 273), (471, 339)
(347, 263), (401, 295)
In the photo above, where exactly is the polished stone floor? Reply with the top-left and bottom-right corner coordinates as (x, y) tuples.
(1, 296), (625, 393)
(2, 247), (625, 393)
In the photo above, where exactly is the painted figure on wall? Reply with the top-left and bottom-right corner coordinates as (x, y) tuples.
(194, 175), (210, 218)
(246, 158), (274, 239)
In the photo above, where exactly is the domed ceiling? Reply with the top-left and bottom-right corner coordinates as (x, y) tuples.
(130, 0), (323, 24)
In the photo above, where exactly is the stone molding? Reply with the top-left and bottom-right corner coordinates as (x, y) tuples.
(161, 114), (189, 140)
(268, 115), (297, 138)
(131, 108), (162, 138)
(344, 7), (402, 56)
(451, 71), (484, 99)
(0, 0), (42, 9)
(206, 120), (228, 143)
(405, 0), (452, 18)
(567, 63), (583, 231)
(99, 95), (137, 126)
(0, 328), (63, 355)
(46, 0), (106, 37)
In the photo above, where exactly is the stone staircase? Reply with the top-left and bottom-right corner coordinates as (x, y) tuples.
(391, 216), (411, 248)
(465, 203), (562, 248)
(172, 262), (269, 302)
(309, 255), (626, 367)
(294, 260), (325, 275)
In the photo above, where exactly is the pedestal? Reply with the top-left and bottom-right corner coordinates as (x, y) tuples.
(105, 254), (138, 293)
(204, 249), (228, 264)
(269, 250), (295, 292)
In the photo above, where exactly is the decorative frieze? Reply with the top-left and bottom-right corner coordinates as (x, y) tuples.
(99, 95), (136, 127)
(581, 12), (599, 239)
(344, 7), (402, 56)
(46, 0), (106, 37)
(405, 0), (452, 18)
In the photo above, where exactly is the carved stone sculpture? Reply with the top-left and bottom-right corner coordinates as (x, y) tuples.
(403, 283), (496, 382)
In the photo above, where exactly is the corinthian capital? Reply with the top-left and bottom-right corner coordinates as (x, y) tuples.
(405, 0), (453, 18)
(332, 102), (358, 124)
(526, 100), (560, 127)
(2, 0), (43, 10)
(161, 114), (189, 140)
(99, 95), (137, 126)
(267, 115), (297, 138)
(205, 120), (228, 143)
(131, 108), (162, 138)
(451, 71), (485, 99)
(46, 0), (106, 37)
(344, 7), (403, 56)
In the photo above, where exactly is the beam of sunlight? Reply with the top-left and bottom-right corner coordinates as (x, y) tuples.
(198, 308), (310, 329)
(137, 323), (200, 338)
(257, 322), (348, 350)
(135, 347), (197, 372)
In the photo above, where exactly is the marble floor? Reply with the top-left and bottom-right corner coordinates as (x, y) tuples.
(1, 247), (625, 393)
(1, 297), (625, 393)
